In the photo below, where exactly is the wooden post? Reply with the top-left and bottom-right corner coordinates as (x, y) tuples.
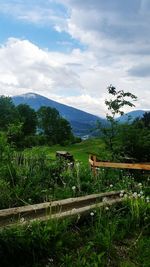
(93, 155), (97, 176)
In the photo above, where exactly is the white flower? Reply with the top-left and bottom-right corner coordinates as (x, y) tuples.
(105, 206), (109, 211)
(72, 186), (76, 191)
(140, 191), (143, 195)
(133, 192), (138, 198)
(110, 184), (113, 188)
(124, 194), (128, 198)
(120, 193), (124, 197)
(138, 183), (142, 187)
(90, 212), (94, 216)
(102, 197), (108, 202)
(20, 217), (25, 223)
(120, 190), (125, 194)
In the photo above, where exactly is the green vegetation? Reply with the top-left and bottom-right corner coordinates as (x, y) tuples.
(0, 96), (75, 148)
(0, 88), (149, 266)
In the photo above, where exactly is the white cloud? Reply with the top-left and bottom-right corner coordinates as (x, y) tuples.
(0, 0), (150, 115)
(0, 37), (150, 116)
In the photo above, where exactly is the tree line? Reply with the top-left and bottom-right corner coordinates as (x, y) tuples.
(0, 96), (77, 148)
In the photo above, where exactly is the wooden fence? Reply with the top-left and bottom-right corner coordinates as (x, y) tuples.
(89, 155), (150, 175)
(0, 191), (123, 228)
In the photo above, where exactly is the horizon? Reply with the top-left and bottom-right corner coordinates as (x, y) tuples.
(0, 1), (150, 116)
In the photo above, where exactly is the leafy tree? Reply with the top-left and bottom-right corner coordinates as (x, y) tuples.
(0, 96), (18, 130)
(101, 85), (137, 160)
(57, 118), (73, 145)
(37, 106), (73, 145)
(17, 104), (37, 136)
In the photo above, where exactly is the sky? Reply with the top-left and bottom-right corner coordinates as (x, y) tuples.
(0, 0), (150, 117)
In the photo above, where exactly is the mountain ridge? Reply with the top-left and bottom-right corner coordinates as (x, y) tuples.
(12, 92), (105, 137)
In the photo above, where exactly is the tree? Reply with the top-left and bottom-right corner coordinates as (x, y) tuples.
(101, 85), (137, 160)
(0, 96), (18, 130)
(37, 106), (73, 145)
(17, 104), (37, 136)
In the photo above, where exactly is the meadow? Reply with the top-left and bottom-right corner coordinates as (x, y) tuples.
(0, 137), (149, 267)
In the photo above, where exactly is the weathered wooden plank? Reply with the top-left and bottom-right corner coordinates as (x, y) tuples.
(0, 191), (122, 227)
(31, 198), (123, 222)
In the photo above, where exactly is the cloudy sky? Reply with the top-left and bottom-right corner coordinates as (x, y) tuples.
(0, 0), (150, 116)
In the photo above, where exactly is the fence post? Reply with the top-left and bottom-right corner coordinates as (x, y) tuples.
(93, 155), (97, 176)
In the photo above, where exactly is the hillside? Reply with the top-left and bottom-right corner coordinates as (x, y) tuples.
(12, 93), (106, 137)
(117, 110), (149, 123)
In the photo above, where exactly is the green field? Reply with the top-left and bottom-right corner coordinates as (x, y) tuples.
(25, 138), (105, 165)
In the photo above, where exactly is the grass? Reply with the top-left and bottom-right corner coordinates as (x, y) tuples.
(0, 137), (149, 267)
(24, 138), (105, 165)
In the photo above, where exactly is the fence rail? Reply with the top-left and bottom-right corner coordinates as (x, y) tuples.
(0, 191), (123, 227)
(89, 155), (150, 175)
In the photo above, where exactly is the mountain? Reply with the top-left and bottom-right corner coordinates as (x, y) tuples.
(12, 93), (106, 137)
(117, 110), (149, 123)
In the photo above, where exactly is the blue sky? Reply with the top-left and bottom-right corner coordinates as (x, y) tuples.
(0, 0), (150, 116)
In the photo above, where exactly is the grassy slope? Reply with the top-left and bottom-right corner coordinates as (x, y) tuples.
(27, 138), (105, 165)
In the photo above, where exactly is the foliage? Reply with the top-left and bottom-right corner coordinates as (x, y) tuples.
(17, 104), (37, 136)
(0, 96), (18, 130)
(37, 106), (73, 145)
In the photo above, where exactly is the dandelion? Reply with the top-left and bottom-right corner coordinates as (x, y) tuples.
(133, 192), (138, 198)
(20, 217), (25, 223)
(72, 186), (76, 191)
(90, 212), (94, 216)
(102, 197), (108, 202)
(105, 206), (109, 211)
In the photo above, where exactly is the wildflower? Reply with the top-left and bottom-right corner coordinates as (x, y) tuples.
(90, 212), (94, 216)
(146, 196), (149, 203)
(105, 206), (109, 211)
(138, 183), (142, 187)
(48, 258), (54, 263)
(124, 194), (128, 198)
(20, 217), (25, 223)
(120, 190), (125, 194)
(102, 197), (108, 202)
(72, 186), (76, 191)
(133, 192), (138, 198)
(120, 193), (124, 198)
(140, 191), (143, 195)
(110, 184), (113, 188)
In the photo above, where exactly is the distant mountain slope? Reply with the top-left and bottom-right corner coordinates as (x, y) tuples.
(117, 110), (149, 123)
(12, 93), (106, 137)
